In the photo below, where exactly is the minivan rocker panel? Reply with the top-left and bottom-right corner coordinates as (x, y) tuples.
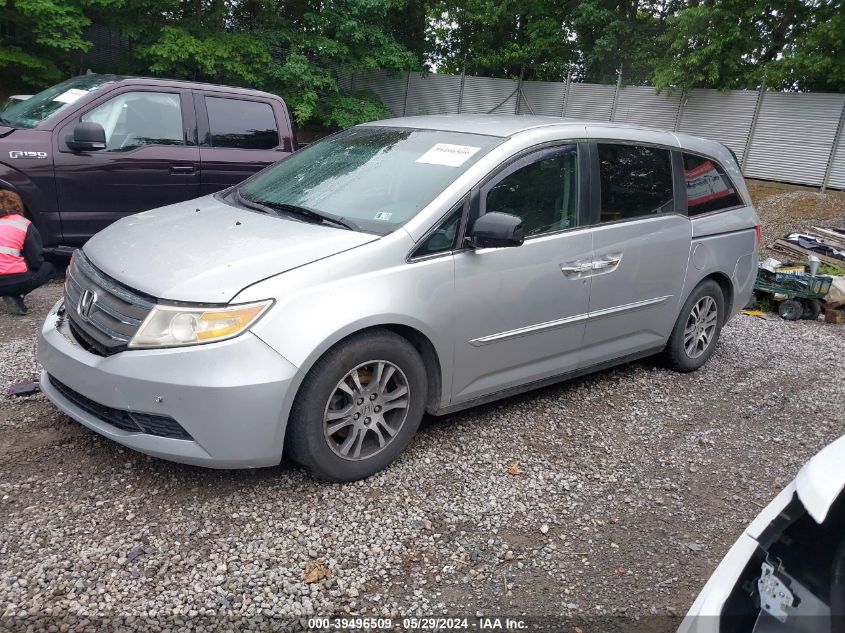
(38, 115), (760, 481)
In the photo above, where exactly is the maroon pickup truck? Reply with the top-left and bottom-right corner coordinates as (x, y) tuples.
(0, 74), (296, 251)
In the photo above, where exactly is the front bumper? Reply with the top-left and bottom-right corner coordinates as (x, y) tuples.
(37, 299), (301, 468)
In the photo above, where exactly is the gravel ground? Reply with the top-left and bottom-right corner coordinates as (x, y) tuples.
(747, 180), (845, 259)
(1, 183), (844, 632)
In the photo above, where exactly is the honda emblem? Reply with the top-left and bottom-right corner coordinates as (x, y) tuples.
(77, 289), (98, 322)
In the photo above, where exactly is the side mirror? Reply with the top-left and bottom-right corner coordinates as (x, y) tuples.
(468, 212), (524, 249)
(66, 122), (106, 152)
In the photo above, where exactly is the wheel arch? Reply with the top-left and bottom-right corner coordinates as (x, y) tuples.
(703, 271), (734, 317)
(276, 320), (448, 457)
(0, 164), (55, 242)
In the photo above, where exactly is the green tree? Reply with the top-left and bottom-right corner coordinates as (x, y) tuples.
(653, 0), (845, 92)
(0, 0), (114, 89)
(96, 0), (421, 126)
(428, 0), (578, 80)
(572, 0), (680, 84)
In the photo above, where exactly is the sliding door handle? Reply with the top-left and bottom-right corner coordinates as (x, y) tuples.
(560, 262), (592, 276)
(592, 255), (622, 270)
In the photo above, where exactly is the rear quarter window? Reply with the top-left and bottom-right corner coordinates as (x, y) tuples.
(205, 97), (279, 149)
(683, 153), (744, 215)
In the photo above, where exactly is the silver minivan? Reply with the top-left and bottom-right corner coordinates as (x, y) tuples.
(37, 115), (760, 481)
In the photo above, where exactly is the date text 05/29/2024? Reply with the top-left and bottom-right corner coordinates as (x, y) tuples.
(307, 617), (528, 630)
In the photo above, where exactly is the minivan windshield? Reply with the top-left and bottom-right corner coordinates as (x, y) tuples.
(1, 75), (113, 129)
(236, 126), (502, 234)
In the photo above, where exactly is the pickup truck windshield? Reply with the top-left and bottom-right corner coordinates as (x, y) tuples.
(1, 75), (113, 129)
(237, 126), (502, 235)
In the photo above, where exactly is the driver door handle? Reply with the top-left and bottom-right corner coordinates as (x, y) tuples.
(169, 164), (196, 175)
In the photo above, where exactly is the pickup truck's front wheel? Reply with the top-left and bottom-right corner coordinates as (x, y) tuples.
(287, 330), (427, 481)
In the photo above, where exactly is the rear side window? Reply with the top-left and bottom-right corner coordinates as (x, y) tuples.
(682, 153), (744, 215)
(597, 143), (674, 223)
(205, 97), (279, 149)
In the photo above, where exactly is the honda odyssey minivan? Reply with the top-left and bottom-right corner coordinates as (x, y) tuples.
(37, 115), (760, 481)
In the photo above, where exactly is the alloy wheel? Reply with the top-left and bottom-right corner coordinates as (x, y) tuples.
(323, 360), (411, 461)
(684, 295), (718, 359)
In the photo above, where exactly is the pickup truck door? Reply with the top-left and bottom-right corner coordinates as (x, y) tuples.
(194, 92), (294, 195)
(53, 87), (200, 244)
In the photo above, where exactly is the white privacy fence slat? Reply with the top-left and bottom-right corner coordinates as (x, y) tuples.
(743, 92), (845, 187)
(563, 83), (615, 121)
(518, 81), (566, 116)
(677, 89), (759, 163)
(460, 76), (519, 114)
(404, 72), (461, 116)
(345, 70), (845, 189)
(611, 85), (682, 130)
(827, 108), (845, 190)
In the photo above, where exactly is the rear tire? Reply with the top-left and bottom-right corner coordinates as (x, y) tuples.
(286, 329), (427, 482)
(663, 280), (725, 372)
(779, 299), (803, 321)
(801, 299), (821, 321)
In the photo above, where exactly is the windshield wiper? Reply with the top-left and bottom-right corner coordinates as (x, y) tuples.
(233, 189), (279, 216)
(265, 202), (356, 231)
(233, 189), (356, 231)
(238, 192), (356, 231)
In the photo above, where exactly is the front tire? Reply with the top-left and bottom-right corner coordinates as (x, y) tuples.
(286, 330), (428, 482)
(663, 280), (725, 372)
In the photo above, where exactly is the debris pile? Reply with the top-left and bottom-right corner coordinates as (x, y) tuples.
(756, 226), (845, 323)
(772, 227), (845, 267)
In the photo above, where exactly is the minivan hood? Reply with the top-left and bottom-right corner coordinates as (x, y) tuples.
(83, 195), (379, 303)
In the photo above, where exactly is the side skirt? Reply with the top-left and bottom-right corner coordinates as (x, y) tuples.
(431, 345), (666, 417)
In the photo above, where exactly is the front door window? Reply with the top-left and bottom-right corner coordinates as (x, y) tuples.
(484, 145), (578, 236)
(81, 91), (184, 152)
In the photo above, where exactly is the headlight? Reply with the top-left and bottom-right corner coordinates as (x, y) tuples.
(128, 300), (272, 349)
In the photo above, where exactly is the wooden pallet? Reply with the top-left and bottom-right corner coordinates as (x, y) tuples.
(771, 239), (845, 268)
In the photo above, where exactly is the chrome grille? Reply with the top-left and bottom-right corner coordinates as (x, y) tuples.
(64, 250), (155, 356)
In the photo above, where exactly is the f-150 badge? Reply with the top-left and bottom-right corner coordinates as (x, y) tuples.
(9, 150), (48, 159)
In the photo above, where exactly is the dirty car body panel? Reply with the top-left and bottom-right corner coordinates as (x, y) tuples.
(38, 115), (760, 470)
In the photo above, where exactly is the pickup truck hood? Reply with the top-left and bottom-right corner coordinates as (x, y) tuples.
(0, 125), (15, 138)
(83, 195), (379, 303)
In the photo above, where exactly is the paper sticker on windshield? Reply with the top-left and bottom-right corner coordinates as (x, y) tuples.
(53, 88), (88, 105)
(374, 212), (393, 221)
(416, 143), (481, 168)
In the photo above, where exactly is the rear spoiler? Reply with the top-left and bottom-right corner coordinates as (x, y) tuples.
(721, 143), (741, 169)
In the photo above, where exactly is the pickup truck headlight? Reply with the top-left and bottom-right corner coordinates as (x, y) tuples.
(128, 300), (273, 349)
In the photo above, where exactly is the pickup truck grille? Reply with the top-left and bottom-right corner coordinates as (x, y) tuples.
(64, 250), (155, 356)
